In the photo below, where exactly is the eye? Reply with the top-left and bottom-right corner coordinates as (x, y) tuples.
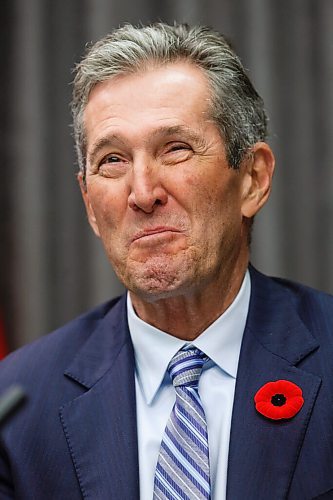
(166, 143), (191, 153)
(102, 155), (122, 164)
(97, 154), (129, 178)
(162, 142), (193, 165)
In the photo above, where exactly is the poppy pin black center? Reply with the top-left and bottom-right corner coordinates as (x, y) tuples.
(271, 393), (287, 406)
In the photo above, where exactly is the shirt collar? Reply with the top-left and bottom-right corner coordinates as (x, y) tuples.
(127, 270), (251, 405)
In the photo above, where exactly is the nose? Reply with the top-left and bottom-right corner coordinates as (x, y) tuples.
(128, 160), (168, 213)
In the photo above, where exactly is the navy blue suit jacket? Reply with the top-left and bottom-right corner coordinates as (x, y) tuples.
(0, 266), (333, 499)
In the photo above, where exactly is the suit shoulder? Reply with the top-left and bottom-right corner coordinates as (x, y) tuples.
(270, 275), (333, 312)
(251, 265), (333, 307)
(0, 295), (124, 382)
(252, 266), (333, 338)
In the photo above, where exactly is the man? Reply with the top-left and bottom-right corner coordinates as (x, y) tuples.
(0, 23), (332, 500)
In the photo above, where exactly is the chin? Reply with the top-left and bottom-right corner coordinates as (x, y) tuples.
(112, 247), (208, 300)
(128, 272), (187, 302)
(120, 258), (195, 302)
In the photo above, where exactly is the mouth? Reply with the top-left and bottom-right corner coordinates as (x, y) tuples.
(131, 227), (182, 243)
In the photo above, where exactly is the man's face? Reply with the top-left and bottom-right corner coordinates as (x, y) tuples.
(81, 62), (253, 301)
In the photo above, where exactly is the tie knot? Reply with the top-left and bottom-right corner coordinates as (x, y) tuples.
(168, 347), (208, 388)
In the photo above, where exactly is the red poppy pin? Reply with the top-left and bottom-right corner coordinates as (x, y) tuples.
(254, 380), (304, 420)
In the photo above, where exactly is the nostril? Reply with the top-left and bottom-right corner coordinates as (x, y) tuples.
(128, 186), (168, 213)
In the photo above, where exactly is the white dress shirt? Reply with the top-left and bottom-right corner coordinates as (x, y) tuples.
(127, 271), (251, 500)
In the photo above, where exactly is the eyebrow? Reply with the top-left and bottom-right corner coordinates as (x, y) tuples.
(88, 135), (126, 166)
(87, 124), (205, 165)
(149, 125), (207, 151)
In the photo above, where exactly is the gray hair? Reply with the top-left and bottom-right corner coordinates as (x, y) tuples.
(72, 22), (267, 174)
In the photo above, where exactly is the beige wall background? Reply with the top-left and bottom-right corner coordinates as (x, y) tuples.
(1, 0), (332, 349)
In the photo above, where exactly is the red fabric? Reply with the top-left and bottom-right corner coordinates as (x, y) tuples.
(254, 380), (304, 420)
(0, 313), (8, 360)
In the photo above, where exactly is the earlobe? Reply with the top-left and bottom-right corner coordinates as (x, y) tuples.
(241, 142), (275, 218)
(77, 172), (101, 237)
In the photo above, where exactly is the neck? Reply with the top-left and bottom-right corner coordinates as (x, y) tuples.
(130, 258), (249, 340)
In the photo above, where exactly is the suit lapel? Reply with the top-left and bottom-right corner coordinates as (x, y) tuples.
(59, 296), (139, 500)
(227, 267), (321, 500)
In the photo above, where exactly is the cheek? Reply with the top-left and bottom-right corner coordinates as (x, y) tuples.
(184, 170), (242, 224)
(88, 184), (126, 235)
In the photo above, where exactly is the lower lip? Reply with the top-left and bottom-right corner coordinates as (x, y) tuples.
(133, 231), (181, 245)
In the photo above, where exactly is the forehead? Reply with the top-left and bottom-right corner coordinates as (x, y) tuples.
(83, 62), (215, 144)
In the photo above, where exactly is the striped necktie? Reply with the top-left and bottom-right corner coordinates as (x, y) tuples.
(153, 347), (211, 500)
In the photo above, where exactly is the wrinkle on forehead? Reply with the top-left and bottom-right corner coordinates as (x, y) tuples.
(84, 62), (222, 169)
(87, 124), (210, 166)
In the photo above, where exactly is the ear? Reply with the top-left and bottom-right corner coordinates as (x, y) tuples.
(241, 142), (275, 218)
(77, 172), (101, 237)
